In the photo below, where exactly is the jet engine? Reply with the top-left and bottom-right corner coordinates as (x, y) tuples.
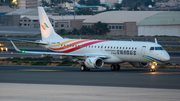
(84, 57), (104, 69)
(129, 62), (149, 68)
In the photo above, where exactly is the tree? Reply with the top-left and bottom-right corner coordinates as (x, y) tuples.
(78, 0), (86, 5)
(56, 29), (66, 35)
(86, 0), (100, 6)
(79, 26), (88, 35)
(115, 3), (122, 10)
(145, 0), (156, 6)
(51, 0), (72, 4)
(92, 21), (110, 35)
(72, 28), (79, 35)
(106, 6), (110, 11)
(79, 26), (93, 35)
(76, 8), (93, 15)
(42, 0), (50, 7)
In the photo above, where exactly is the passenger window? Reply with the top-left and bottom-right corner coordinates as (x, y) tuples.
(150, 47), (154, 50)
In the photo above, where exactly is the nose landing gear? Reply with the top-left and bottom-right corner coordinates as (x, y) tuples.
(150, 62), (157, 72)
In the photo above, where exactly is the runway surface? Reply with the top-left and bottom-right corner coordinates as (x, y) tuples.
(1, 83), (180, 101)
(1, 65), (180, 89)
(1, 65), (180, 101)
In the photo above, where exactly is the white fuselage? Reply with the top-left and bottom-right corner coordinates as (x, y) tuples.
(45, 39), (170, 64)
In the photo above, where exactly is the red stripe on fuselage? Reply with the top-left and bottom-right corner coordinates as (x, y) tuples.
(52, 40), (107, 53)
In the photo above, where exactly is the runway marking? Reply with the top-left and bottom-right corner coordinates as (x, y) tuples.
(18, 69), (62, 72)
(141, 72), (180, 74)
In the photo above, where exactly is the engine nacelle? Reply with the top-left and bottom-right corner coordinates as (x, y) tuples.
(129, 62), (149, 68)
(85, 57), (104, 69)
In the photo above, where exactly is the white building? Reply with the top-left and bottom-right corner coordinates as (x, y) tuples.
(137, 12), (180, 37)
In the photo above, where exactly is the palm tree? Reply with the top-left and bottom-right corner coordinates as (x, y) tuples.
(92, 21), (110, 35)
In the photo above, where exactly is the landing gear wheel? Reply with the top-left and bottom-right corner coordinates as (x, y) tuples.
(80, 65), (86, 71)
(110, 64), (116, 71)
(151, 69), (156, 72)
(116, 64), (120, 71)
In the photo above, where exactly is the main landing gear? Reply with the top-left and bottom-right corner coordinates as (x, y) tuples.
(80, 65), (90, 71)
(110, 64), (120, 71)
(150, 62), (157, 72)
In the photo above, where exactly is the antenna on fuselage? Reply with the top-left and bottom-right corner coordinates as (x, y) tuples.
(155, 38), (158, 44)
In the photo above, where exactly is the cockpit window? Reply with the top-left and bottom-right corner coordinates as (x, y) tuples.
(155, 47), (164, 50)
(150, 47), (164, 50)
(150, 47), (154, 50)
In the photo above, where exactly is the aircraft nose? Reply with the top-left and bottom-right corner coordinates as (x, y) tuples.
(163, 52), (170, 61)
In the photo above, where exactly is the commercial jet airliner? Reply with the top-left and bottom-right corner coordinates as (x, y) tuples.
(10, 7), (170, 72)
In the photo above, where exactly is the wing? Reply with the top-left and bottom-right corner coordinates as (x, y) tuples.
(7, 38), (48, 45)
(10, 40), (107, 58)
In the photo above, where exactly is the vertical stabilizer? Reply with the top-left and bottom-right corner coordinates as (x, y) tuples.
(38, 7), (63, 41)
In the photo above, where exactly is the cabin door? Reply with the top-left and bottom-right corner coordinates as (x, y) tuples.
(141, 46), (146, 56)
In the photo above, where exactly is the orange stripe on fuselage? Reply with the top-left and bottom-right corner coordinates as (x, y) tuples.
(49, 40), (90, 51)
(50, 39), (78, 47)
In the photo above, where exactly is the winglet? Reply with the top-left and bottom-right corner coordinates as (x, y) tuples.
(155, 38), (158, 44)
(10, 40), (21, 52)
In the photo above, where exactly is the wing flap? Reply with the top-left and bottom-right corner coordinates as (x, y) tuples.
(8, 38), (48, 45)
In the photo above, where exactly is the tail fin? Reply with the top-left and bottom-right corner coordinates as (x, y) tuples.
(38, 7), (63, 41)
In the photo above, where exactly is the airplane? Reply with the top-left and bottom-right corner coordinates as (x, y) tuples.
(10, 7), (170, 72)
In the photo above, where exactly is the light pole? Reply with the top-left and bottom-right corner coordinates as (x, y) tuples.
(74, 0), (76, 20)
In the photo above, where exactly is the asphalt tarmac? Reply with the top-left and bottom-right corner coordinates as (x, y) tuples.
(0, 65), (180, 89)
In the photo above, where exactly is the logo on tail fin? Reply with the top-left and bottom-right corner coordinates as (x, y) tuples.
(41, 23), (49, 30)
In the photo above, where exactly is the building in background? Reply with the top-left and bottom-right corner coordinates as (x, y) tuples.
(17, 0), (38, 9)
(1, 7), (180, 37)
(83, 11), (164, 36)
(138, 12), (180, 36)
(1, 9), (38, 26)
(61, 2), (80, 10)
(20, 15), (92, 30)
(0, 6), (15, 24)
(100, 0), (119, 4)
